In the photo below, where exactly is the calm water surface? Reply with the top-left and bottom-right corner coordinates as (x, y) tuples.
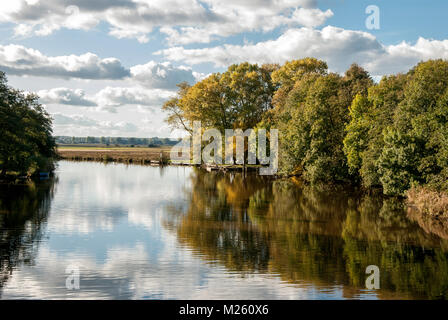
(1, 161), (448, 299)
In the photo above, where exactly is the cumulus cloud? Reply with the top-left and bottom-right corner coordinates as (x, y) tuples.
(364, 37), (448, 75)
(94, 87), (176, 112)
(291, 8), (333, 28)
(156, 26), (381, 70)
(38, 88), (96, 106)
(0, 44), (199, 88)
(158, 1), (333, 45)
(156, 26), (448, 76)
(0, 44), (129, 79)
(0, 0), (332, 44)
(36, 86), (176, 113)
(130, 61), (199, 89)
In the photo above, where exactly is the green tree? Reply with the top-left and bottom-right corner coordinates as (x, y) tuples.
(273, 62), (372, 182)
(0, 72), (56, 176)
(377, 60), (448, 195)
(343, 74), (407, 188)
(163, 63), (276, 133)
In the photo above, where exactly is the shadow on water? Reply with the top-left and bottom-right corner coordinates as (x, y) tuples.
(0, 178), (57, 297)
(165, 168), (448, 299)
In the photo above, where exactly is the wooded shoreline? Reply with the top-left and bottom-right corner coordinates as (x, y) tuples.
(56, 148), (448, 222)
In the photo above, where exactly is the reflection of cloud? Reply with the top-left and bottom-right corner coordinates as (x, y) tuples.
(45, 162), (190, 235)
(1, 162), (351, 299)
(2, 239), (345, 300)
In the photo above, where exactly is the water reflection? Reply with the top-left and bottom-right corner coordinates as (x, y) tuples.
(1, 161), (448, 299)
(0, 178), (56, 297)
(170, 170), (448, 299)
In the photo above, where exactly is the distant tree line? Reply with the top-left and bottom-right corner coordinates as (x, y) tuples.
(55, 136), (179, 147)
(0, 72), (56, 177)
(164, 58), (448, 197)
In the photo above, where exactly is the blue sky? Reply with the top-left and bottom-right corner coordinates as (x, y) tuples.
(0, 0), (447, 137)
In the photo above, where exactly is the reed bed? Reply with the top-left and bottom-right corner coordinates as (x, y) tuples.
(57, 146), (171, 164)
(407, 187), (448, 217)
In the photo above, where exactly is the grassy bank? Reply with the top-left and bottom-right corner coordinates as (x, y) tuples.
(57, 145), (269, 173)
(57, 145), (172, 164)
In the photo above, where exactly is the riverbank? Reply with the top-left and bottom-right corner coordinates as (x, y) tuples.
(56, 149), (448, 220)
(57, 146), (265, 172)
(57, 146), (171, 164)
(407, 187), (448, 217)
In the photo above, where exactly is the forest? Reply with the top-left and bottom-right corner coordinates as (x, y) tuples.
(163, 58), (448, 213)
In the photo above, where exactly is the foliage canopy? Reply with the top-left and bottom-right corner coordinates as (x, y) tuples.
(164, 58), (448, 196)
(0, 72), (56, 177)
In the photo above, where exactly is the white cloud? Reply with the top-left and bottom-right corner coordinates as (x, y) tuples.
(38, 88), (96, 106)
(94, 87), (175, 112)
(130, 61), (197, 89)
(37, 85), (176, 113)
(156, 26), (448, 76)
(52, 112), (138, 133)
(0, 44), (129, 79)
(0, 44), (198, 89)
(52, 113), (98, 127)
(158, 2), (332, 45)
(291, 8), (333, 28)
(0, 0), (332, 45)
(364, 37), (448, 75)
(156, 26), (381, 69)
(160, 26), (216, 45)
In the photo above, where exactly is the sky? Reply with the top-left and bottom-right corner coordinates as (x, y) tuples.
(0, 0), (447, 138)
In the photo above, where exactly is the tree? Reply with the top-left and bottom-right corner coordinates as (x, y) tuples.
(163, 63), (276, 133)
(0, 72), (56, 176)
(343, 74), (407, 188)
(162, 82), (192, 134)
(270, 58), (328, 116)
(273, 62), (372, 182)
(377, 60), (448, 195)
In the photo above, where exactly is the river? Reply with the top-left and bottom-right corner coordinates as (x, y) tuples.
(1, 161), (447, 299)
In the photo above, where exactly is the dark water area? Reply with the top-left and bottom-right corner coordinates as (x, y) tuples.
(1, 161), (448, 299)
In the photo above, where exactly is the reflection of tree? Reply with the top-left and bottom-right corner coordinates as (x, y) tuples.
(342, 197), (448, 299)
(170, 169), (271, 273)
(170, 170), (448, 299)
(407, 207), (448, 241)
(0, 178), (56, 296)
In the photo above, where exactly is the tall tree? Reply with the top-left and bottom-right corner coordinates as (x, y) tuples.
(377, 60), (448, 195)
(163, 63), (276, 133)
(0, 72), (56, 176)
(273, 61), (372, 182)
(343, 74), (407, 188)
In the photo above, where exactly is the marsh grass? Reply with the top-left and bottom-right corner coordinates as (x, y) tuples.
(57, 146), (172, 164)
(407, 187), (448, 217)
